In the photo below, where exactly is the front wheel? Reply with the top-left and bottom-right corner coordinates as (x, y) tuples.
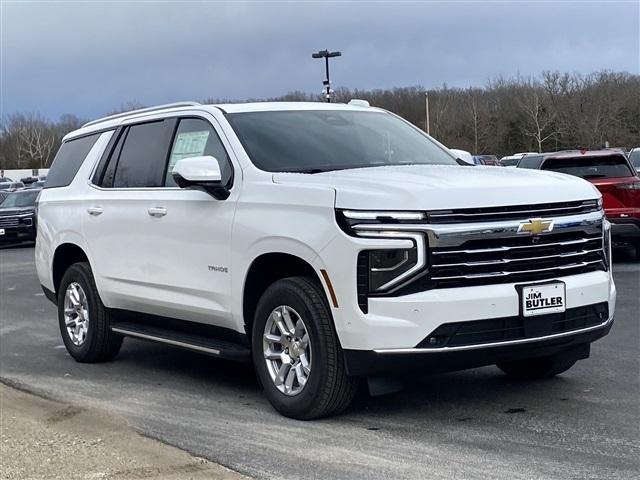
(251, 277), (358, 419)
(497, 354), (577, 380)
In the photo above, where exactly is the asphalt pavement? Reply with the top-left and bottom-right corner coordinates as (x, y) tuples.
(1, 245), (638, 480)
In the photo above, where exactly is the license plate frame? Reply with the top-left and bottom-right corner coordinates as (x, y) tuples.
(519, 281), (566, 317)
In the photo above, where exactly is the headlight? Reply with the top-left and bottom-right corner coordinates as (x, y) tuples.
(368, 246), (419, 291)
(603, 219), (612, 270)
(337, 209), (426, 234)
(17, 213), (34, 226)
(355, 231), (426, 295)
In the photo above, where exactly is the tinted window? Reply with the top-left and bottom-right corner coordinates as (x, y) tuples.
(45, 133), (101, 188)
(165, 118), (232, 187)
(542, 155), (633, 179)
(0, 190), (40, 208)
(517, 155), (543, 169)
(112, 120), (174, 188)
(629, 150), (640, 170)
(228, 110), (456, 173)
(100, 129), (127, 187)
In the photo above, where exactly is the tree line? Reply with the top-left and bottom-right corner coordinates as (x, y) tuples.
(1, 70), (638, 169)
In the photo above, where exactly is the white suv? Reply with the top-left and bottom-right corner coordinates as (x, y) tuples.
(36, 101), (616, 419)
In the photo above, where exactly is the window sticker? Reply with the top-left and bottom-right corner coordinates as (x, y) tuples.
(168, 130), (210, 172)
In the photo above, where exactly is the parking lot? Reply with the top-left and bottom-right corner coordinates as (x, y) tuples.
(1, 245), (638, 480)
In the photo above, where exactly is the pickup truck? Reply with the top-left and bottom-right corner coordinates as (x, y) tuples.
(36, 101), (615, 419)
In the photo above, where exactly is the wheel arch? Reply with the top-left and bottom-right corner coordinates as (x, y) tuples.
(52, 243), (90, 295)
(242, 252), (328, 339)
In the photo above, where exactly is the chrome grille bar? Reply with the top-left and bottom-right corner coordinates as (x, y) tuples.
(0, 218), (19, 227)
(432, 248), (603, 268)
(431, 237), (596, 255)
(431, 260), (603, 281)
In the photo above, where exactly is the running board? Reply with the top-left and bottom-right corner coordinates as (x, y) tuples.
(110, 321), (251, 362)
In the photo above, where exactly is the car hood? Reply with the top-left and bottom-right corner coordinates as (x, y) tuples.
(0, 207), (35, 217)
(272, 165), (601, 210)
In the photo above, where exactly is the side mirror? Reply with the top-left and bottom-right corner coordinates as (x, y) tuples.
(172, 155), (230, 200)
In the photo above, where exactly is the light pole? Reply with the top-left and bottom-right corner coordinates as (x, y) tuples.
(425, 91), (430, 135)
(312, 49), (341, 102)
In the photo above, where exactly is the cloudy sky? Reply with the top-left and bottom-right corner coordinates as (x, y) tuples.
(2, 1), (638, 120)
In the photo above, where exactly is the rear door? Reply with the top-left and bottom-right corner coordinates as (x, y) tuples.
(83, 118), (177, 313)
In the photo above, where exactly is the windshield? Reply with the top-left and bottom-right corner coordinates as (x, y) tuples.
(541, 155), (633, 179)
(228, 110), (457, 173)
(0, 190), (39, 208)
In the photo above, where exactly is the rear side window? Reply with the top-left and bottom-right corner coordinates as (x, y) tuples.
(111, 120), (175, 188)
(541, 155), (633, 179)
(44, 133), (101, 188)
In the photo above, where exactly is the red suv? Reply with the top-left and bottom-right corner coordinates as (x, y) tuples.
(518, 150), (640, 258)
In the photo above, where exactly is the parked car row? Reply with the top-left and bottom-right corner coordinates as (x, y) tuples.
(0, 175), (46, 246)
(517, 149), (640, 257)
(0, 189), (40, 245)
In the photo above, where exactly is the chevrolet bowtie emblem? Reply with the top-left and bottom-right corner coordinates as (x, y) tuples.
(518, 218), (554, 236)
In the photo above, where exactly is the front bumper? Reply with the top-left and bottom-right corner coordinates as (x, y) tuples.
(610, 218), (640, 245)
(332, 269), (615, 351)
(337, 269), (615, 376)
(0, 225), (36, 244)
(344, 316), (612, 376)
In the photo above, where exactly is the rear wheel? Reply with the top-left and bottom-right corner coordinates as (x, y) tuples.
(497, 354), (576, 380)
(58, 262), (123, 363)
(251, 276), (358, 419)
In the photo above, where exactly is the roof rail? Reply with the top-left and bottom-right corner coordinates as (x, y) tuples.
(82, 101), (202, 128)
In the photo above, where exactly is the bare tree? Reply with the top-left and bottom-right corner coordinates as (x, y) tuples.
(518, 84), (559, 153)
(1, 70), (638, 168)
(4, 113), (56, 168)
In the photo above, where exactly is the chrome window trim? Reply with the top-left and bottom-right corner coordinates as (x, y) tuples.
(86, 112), (236, 192)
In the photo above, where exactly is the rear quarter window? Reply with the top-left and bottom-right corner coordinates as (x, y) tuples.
(541, 155), (633, 179)
(44, 133), (102, 188)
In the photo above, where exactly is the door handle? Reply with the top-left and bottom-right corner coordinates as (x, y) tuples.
(87, 206), (103, 216)
(147, 207), (167, 218)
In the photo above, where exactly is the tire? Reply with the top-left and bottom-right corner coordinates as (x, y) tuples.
(58, 262), (123, 363)
(251, 276), (358, 419)
(497, 354), (577, 380)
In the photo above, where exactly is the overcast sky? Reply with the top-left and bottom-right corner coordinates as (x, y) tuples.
(2, 1), (638, 121)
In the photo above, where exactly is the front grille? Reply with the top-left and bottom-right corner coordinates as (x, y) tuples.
(0, 217), (19, 228)
(428, 230), (606, 289)
(427, 200), (600, 224)
(416, 302), (608, 348)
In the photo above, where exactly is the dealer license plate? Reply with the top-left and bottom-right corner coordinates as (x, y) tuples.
(522, 282), (566, 317)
